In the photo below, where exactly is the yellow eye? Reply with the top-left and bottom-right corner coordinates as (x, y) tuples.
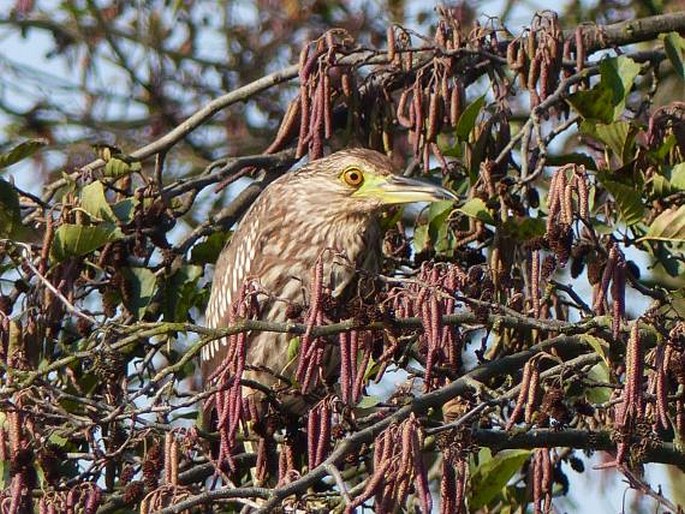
(342, 167), (364, 187)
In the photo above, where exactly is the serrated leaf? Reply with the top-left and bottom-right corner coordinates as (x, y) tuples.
(81, 181), (118, 222)
(0, 139), (47, 170)
(0, 178), (21, 238)
(121, 266), (157, 319)
(469, 449), (531, 509)
(664, 32), (685, 80)
(580, 334), (610, 366)
(457, 198), (495, 225)
(456, 95), (485, 141)
(51, 224), (122, 261)
(640, 205), (685, 243)
(600, 179), (644, 225)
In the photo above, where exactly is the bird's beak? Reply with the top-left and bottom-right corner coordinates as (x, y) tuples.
(355, 174), (457, 205)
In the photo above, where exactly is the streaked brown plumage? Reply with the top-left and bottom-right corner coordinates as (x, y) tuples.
(202, 148), (455, 414)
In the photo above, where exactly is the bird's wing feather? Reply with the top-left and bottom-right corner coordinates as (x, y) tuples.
(201, 200), (266, 378)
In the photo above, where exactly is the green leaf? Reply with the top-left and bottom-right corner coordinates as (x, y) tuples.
(600, 179), (644, 225)
(161, 264), (204, 321)
(581, 120), (635, 165)
(51, 224), (122, 261)
(545, 152), (597, 170)
(580, 334), (610, 366)
(651, 174), (672, 197)
(48, 432), (69, 447)
(287, 337), (301, 361)
(413, 224), (429, 252)
(0, 139), (47, 170)
(356, 395), (382, 409)
(456, 95), (486, 141)
(501, 216), (546, 241)
(190, 231), (231, 266)
(651, 133), (678, 162)
(641, 205), (685, 243)
(0, 178), (22, 238)
(664, 32), (685, 80)
(469, 449), (531, 509)
(111, 198), (138, 223)
(600, 56), (640, 120)
(81, 181), (118, 222)
(568, 56), (640, 122)
(0, 458), (8, 489)
(585, 362), (611, 404)
(567, 86), (615, 123)
(425, 200), (455, 255)
(670, 163), (685, 191)
(457, 198), (495, 225)
(122, 266), (157, 319)
(103, 156), (141, 177)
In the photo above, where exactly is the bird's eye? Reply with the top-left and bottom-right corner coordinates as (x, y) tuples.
(342, 167), (364, 187)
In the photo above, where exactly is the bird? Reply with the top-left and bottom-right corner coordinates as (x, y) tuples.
(201, 148), (456, 420)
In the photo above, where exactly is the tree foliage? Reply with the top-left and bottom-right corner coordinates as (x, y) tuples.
(2, 1), (685, 513)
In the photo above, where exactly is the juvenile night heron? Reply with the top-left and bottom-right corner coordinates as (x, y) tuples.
(202, 148), (455, 414)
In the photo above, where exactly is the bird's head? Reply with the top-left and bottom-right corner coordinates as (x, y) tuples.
(291, 148), (456, 213)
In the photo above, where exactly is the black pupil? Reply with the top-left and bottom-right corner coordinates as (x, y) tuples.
(349, 172), (359, 182)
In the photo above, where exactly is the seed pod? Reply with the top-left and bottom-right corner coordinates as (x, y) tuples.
(341, 72), (353, 97)
(397, 89), (412, 128)
(539, 58), (550, 100)
(426, 92), (441, 142)
(323, 72), (332, 139)
(524, 364), (540, 424)
(527, 29), (536, 58)
(575, 27), (585, 71)
(528, 54), (541, 94)
(507, 39), (518, 68)
(506, 360), (533, 429)
(517, 46), (528, 88)
(387, 26), (396, 63)
(449, 83), (463, 126)
(562, 38), (573, 82)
